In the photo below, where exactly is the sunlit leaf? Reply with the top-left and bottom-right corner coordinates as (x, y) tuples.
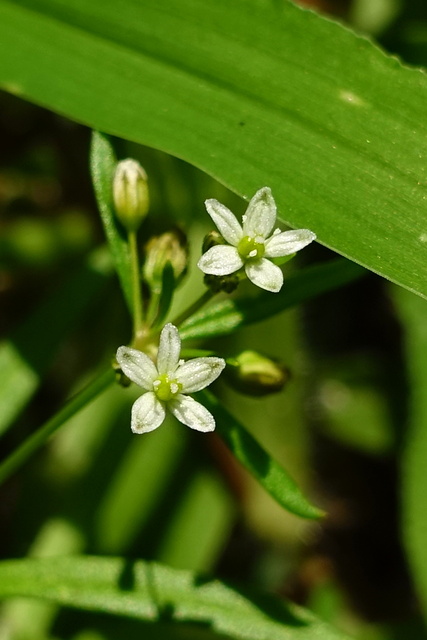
(200, 391), (323, 520)
(0, 556), (349, 640)
(0, 1), (427, 296)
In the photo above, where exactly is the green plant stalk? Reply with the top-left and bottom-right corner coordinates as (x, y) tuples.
(0, 368), (115, 486)
(173, 290), (214, 327)
(146, 289), (161, 328)
(128, 230), (144, 337)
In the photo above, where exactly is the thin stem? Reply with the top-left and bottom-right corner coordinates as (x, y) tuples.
(172, 290), (214, 327)
(128, 230), (144, 336)
(146, 290), (161, 328)
(0, 368), (115, 486)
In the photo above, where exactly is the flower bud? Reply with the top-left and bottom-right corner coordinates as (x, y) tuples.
(143, 230), (188, 293)
(112, 358), (132, 387)
(113, 159), (149, 231)
(202, 230), (225, 254)
(226, 350), (290, 396)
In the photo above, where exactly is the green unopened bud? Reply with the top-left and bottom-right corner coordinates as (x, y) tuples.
(112, 358), (132, 387)
(202, 230), (225, 254)
(227, 350), (290, 396)
(113, 159), (149, 231)
(143, 230), (188, 293)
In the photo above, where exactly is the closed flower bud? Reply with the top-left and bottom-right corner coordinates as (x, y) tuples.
(113, 159), (149, 231)
(143, 230), (188, 293)
(202, 230), (225, 254)
(112, 358), (132, 387)
(226, 350), (290, 396)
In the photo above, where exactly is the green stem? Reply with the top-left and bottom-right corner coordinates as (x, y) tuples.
(146, 290), (161, 328)
(0, 368), (115, 486)
(172, 290), (214, 327)
(128, 230), (144, 336)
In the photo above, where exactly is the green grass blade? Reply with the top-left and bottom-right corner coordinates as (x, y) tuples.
(0, 1), (426, 296)
(0, 556), (350, 640)
(179, 259), (365, 340)
(199, 391), (323, 520)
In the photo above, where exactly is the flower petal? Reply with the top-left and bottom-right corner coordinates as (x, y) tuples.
(157, 323), (181, 375)
(116, 346), (157, 389)
(245, 258), (284, 292)
(205, 198), (243, 245)
(131, 391), (166, 434)
(169, 394), (216, 432)
(176, 357), (226, 393)
(197, 245), (244, 275)
(264, 229), (316, 258)
(242, 187), (277, 239)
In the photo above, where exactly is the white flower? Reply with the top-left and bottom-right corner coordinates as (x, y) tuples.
(197, 187), (316, 293)
(116, 323), (225, 434)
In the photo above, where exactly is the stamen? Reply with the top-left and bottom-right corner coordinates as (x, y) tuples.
(153, 374), (182, 402)
(237, 235), (266, 261)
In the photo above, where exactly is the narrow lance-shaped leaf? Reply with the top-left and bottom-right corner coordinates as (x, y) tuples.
(199, 391), (323, 520)
(0, 556), (350, 640)
(179, 259), (365, 341)
(90, 131), (133, 310)
(0, 0), (427, 296)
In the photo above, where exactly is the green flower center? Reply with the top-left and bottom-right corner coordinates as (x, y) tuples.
(237, 236), (265, 261)
(153, 374), (182, 402)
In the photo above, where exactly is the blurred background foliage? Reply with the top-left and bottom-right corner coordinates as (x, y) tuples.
(1, 0), (427, 638)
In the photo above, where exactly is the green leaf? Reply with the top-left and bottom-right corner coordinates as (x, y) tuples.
(90, 131), (132, 310)
(199, 391), (323, 520)
(0, 556), (349, 640)
(179, 259), (364, 340)
(1, 0), (427, 297)
(392, 286), (427, 618)
(0, 251), (112, 437)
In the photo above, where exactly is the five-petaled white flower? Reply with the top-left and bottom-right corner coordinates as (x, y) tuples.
(197, 187), (316, 293)
(116, 323), (225, 434)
